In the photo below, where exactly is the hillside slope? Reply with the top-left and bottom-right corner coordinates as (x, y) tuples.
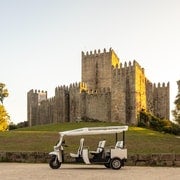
(0, 122), (179, 154)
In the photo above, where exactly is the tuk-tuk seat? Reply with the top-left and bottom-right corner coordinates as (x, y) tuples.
(90, 140), (106, 155)
(115, 141), (123, 149)
(70, 138), (84, 158)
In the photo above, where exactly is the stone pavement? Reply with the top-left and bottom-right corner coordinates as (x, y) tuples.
(0, 163), (179, 180)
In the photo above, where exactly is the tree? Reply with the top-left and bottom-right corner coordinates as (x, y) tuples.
(0, 83), (9, 104)
(0, 83), (10, 131)
(172, 80), (180, 124)
(0, 105), (10, 131)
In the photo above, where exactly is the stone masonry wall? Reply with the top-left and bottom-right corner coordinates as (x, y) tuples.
(0, 152), (179, 167)
(69, 83), (81, 122)
(84, 88), (111, 122)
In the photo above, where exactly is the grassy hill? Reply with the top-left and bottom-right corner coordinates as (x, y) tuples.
(0, 122), (179, 155)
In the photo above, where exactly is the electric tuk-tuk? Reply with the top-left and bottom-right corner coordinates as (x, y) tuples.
(49, 125), (128, 170)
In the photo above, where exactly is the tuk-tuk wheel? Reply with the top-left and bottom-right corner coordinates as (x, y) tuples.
(49, 155), (61, 169)
(110, 158), (122, 170)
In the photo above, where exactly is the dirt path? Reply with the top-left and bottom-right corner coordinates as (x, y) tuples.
(0, 163), (179, 180)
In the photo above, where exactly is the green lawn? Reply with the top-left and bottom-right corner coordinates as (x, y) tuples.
(0, 122), (179, 155)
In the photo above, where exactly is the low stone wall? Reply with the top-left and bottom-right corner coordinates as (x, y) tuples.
(0, 152), (179, 167)
(0, 152), (50, 163)
(128, 154), (180, 166)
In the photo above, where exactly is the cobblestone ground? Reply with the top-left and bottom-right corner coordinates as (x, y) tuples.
(0, 163), (179, 180)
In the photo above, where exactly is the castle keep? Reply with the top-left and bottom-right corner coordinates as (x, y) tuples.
(27, 48), (169, 126)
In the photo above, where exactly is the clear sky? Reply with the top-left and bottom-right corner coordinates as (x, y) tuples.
(1, 0), (180, 124)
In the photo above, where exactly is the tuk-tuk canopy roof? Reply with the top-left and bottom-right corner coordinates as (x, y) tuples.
(59, 126), (128, 137)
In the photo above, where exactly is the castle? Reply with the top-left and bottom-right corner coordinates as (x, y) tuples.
(27, 48), (170, 126)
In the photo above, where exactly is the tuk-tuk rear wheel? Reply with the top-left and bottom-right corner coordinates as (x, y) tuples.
(110, 158), (122, 170)
(49, 155), (61, 169)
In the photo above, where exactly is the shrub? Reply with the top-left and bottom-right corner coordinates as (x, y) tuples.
(138, 110), (180, 135)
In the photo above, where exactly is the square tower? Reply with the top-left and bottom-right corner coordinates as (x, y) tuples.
(81, 48), (119, 90)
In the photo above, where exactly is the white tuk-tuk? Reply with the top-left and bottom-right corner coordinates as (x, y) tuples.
(49, 125), (128, 170)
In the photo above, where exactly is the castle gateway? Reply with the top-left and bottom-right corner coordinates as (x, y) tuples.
(27, 48), (169, 126)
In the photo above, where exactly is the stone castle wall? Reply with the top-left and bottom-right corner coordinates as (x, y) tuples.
(83, 88), (111, 122)
(27, 48), (170, 126)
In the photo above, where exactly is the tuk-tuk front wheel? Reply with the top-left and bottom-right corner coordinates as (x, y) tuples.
(49, 155), (61, 169)
(110, 158), (122, 170)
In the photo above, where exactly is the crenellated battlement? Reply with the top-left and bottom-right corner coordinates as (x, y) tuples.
(55, 85), (69, 92)
(55, 85), (69, 91)
(28, 89), (47, 94)
(112, 60), (145, 80)
(27, 89), (47, 104)
(47, 97), (55, 103)
(82, 48), (112, 58)
(113, 60), (144, 71)
(153, 82), (170, 88)
(146, 79), (153, 85)
(69, 82), (82, 94)
(69, 82), (81, 89)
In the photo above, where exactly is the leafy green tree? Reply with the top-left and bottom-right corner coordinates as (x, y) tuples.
(0, 83), (10, 131)
(172, 80), (180, 124)
(0, 83), (9, 104)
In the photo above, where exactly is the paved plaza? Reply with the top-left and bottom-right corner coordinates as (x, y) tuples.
(0, 163), (179, 180)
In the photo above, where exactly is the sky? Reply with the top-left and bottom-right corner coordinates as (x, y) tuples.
(1, 0), (180, 124)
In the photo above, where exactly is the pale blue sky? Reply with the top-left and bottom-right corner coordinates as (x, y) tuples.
(1, 0), (180, 124)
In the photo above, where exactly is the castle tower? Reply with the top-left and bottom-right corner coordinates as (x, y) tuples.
(81, 48), (119, 90)
(27, 89), (47, 126)
(153, 82), (170, 119)
(111, 60), (147, 125)
(54, 85), (70, 123)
